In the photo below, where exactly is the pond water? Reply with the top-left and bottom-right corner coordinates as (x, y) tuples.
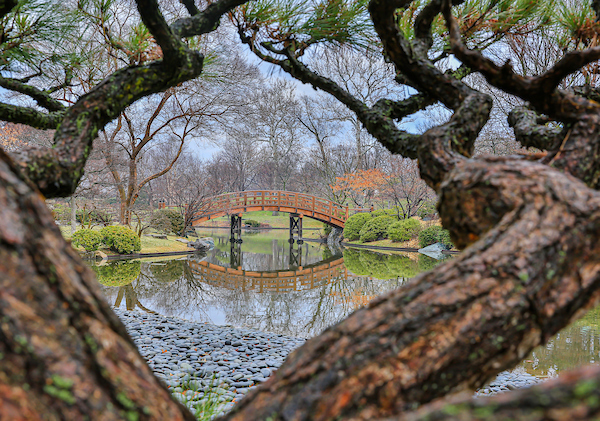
(94, 228), (600, 380)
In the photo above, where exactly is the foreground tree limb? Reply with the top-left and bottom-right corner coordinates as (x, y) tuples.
(0, 150), (194, 419)
(403, 364), (600, 421)
(223, 157), (600, 420)
(0, 0), (247, 418)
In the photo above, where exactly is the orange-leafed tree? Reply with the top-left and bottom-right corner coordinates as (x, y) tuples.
(331, 168), (390, 207)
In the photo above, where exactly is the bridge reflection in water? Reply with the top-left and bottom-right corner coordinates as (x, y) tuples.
(188, 256), (347, 293)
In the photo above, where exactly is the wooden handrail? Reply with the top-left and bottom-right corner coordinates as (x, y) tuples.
(192, 190), (350, 227)
(188, 257), (346, 292)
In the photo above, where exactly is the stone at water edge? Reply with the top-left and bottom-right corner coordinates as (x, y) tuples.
(188, 237), (214, 251)
(418, 242), (447, 260)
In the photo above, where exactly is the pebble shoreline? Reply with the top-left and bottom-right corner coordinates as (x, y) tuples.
(115, 309), (543, 418)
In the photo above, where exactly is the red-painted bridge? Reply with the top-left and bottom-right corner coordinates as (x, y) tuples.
(191, 190), (350, 228)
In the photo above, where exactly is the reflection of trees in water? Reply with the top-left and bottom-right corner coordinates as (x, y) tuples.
(199, 270), (409, 338)
(520, 306), (600, 377)
(99, 259), (216, 320)
(96, 248), (427, 337)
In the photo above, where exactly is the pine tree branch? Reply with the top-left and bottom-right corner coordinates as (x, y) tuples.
(0, 77), (66, 112)
(444, 0), (600, 122)
(15, 0), (207, 197)
(369, 0), (474, 110)
(171, 0), (248, 38)
(179, 0), (199, 16)
(508, 107), (565, 151)
(0, 102), (64, 129)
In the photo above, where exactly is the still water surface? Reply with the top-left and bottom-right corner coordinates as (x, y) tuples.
(94, 229), (600, 380)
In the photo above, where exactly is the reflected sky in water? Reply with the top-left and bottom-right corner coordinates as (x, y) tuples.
(94, 229), (600, 377)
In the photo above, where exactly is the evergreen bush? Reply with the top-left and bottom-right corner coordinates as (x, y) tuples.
(371, 209), (397, 218)
(244, 219), (261, 227)
(71, 229), (102, 252)
(388, 218), (421, 242)
(418, 225), (454, 249)
(359, 215), (395, 243)
(151, 209), (184, 235)
(100, 226), (141, 254)
(343, 213), (372, 241)
(417, 201), (437, 219)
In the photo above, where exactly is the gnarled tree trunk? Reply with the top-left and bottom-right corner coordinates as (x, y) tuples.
(4, 0), (600, 420)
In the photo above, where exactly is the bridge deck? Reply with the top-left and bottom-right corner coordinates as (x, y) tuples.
(191, 191), (349, 228)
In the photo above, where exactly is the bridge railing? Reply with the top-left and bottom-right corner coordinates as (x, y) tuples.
(197, 190), (349, 222)
(188, 258), (347, 292)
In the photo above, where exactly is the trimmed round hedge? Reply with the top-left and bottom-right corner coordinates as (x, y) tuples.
(343, 213), (372, 241)
(100, 226), (141, 254)
(387, 218), (421, 242)
(359, 215), (395, 243)
(71, 229), (102, 252)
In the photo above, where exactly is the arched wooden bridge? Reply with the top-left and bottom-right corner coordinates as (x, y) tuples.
(188, 257), (347, 293)
(191, 191), (349, 228)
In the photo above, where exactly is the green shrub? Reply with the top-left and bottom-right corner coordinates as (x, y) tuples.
(151, 209), (184, 235)
(388, 218), (421, 242)
(343, 213), (372, 241)
(371, 208), (397, 218)
(71, 229), (102, 252)
(359, 215), (395, 243)
(418, 225), (442, 248)
(93, 260), (141, 287)
(418, 225), (454, 249)
(52, 203), (70, 223)
(438, 229), (454, 249)
(244, 219), (261, 227)
(417, 201), (438, 219)
(100, 226), (141, 254)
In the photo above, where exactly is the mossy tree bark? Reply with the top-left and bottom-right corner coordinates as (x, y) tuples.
(5, 0), (600, 420)
(0, 0), (247, 419)
(222, 0), (600, 420)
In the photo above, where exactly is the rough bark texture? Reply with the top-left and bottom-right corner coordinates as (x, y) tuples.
(0, 150), (194, 420)
(0, 0), (245, 419)
(4, 0), (600, 420)
(222, 157), (600, 421)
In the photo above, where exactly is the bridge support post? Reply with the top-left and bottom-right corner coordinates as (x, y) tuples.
(289, 213), (303, 244)
(289, 241), (302, 268)
(230, 241), (242, 269)
(230, 214), (242, 244)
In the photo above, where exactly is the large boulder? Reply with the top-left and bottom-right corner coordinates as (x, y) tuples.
(187, 237), (214, 251)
